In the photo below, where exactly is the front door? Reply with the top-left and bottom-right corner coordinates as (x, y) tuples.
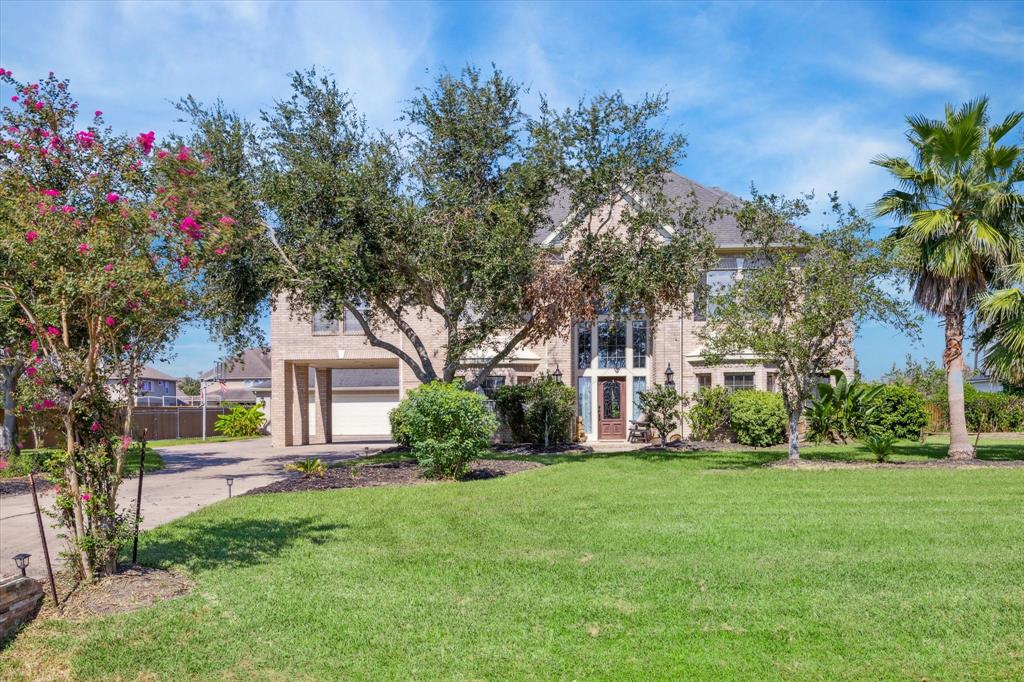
(598, 378), (626, 440)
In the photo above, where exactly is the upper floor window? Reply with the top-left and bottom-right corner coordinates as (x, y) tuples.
(480, 375), (506, 398)
(696, 373), (712, 391)
(632, 321), (648, 369)
(312, 309), (339, 335)
(139, 380), (152, 392)
(576, 323), (592, 370)
(695, 257), (740, 321)
(724, 372), (754, 391)
(343, 300), (371, 334)
(597, 321), (626, 369)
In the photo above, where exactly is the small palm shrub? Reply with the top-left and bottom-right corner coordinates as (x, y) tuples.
(687, 387), (731, 441)
(637, 384), (687, 446)
(285, 456), (326, 478)
(728, 390), (786, 447)
(861, 430), (896, 463)
(393, 381), (497, 479)
(214, 405), (266, 438)
(807, 370), (882, 442)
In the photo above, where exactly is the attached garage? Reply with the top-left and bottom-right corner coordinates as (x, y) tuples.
(331, 391), (400, 436)
(308, 367), (401, 438)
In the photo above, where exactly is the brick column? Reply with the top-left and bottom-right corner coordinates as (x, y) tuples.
(291, 363), (310, 446)
(313, 367), (332, 444)
(273, 359), (290, 447)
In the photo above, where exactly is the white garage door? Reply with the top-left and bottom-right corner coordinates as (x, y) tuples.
(332, 392), (400, 436)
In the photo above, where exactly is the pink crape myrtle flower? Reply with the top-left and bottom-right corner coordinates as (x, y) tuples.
(78, 242), (91, 253)
(10, 96), (17, 103)
(46, 325), (60, 336)
(81, 493), (91, 501)
(42, 399), (55, 408)
(44, 188), (60, 197)
(103, 263), (114, 272)
(214, 247), (227, 256)
(61, 205), (74, 213)
(34, 101), (43, 110)
(176, 145), (191, 161)
(218, 216), (235, 226)
(25, 230), (38, 243)
(121, 435), (133, 449)
(76, 130), (95, 148)
(90, 421), (101, 432)
(104, 315), (116, 327)
(0, 457), (7, 471)
(137, 131), (155, 155)
(30, 339), (39, 353)
(94, 110), (102, 117)
(26, 366), (37, 377)
(105, 192), (119, 203)
(157, 149), (168, 159)
(178, 256), (190, 270)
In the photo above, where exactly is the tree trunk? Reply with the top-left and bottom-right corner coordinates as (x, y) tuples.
(1, 363), (22, 455)
(944, 306), (975, 460)
(787, 409), (801, 460)
(63, 419), (92, 578)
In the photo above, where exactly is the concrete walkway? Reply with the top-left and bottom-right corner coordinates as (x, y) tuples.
(0, 437), (392, 580)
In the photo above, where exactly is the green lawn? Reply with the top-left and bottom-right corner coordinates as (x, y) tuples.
(146, 434), (263, 448)
(4, 440), (1024, 680)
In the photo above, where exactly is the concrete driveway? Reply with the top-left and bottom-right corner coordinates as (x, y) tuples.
(0, 436), (392, 580)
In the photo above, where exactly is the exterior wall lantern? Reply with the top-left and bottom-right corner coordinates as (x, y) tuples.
(664, 363), (675, 388)
(552, 364), (563, 383)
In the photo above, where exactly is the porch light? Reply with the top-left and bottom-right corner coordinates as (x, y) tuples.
(664, 364), (675, 388)
(13, 553), (30, 577)
(552, 364), (563, 383)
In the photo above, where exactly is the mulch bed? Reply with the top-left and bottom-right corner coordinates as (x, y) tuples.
(492, 442), (593, 456)
(59, 565), (192, 620)
(641, 439), (753, 452)
(767, 458), (1024, 470)
(246, 458), (544, 495)
(0, 475), (56, 496)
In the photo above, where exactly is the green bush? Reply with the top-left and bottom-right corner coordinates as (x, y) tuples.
(962, 386), (1024, 432)
(728, 390), (786, 447)
(862, 430), (896, 463)
(493, 378), (576, 446)
(637, 384), (687, 446)
(393, 381), (497, 478)
(687, 387), (731, 441)
(214, 405), (266, 438)
(865, 383), (929, 440)
(389, 400), (413, 447)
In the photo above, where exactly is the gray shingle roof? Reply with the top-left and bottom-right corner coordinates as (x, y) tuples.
(535, 171), (745, 247)
(200, 348), (271, 381)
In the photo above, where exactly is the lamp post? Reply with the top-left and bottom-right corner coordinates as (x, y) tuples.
(665, 363), (675, 389)
(202, 359), (225, 441)
(13, 553), (30, 578)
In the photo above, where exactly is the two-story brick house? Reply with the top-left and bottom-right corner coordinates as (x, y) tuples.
(270, 172), (854, 447)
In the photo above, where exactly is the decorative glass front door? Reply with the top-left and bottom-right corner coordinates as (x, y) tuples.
(598, 378), (626, 440)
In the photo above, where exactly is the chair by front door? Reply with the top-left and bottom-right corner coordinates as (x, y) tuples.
(598, 378), (626, 440)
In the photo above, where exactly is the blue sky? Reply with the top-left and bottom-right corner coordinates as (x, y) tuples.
(3, 1), (1023, 380)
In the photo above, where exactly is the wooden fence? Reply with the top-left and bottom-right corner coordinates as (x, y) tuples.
(924, 402), (948, 432)
(3, 405), (234, 448)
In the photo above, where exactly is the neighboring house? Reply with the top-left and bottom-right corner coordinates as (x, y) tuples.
(967, 372), (1003, 393)
(107, 366), (178, 404)
(270, 172), (856, 446)
(199, 348), (272, 406)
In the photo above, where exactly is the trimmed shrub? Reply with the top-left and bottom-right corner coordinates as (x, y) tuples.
(637, 384), (687, 446)
(728, 390), (786, 447)
(392, 381), (497, 478)
(389, 400), (413, 447)
(214, 405), (266, 438)
(962, 386), (1024, 432)
(494, 378), (576, 446)
(862, 430), (896, 462)
(687, 387), (731, 441)
(866, 383), (928, 440)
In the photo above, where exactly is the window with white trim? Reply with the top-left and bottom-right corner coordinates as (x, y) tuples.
(724, 373), (755, 391)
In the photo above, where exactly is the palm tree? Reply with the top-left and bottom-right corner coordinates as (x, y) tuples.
(874, 98), (1024, 459)
(977, 262), (1024, 387)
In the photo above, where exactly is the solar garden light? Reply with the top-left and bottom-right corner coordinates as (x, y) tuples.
(664, 363), (675, 388)
(225, 476), (234, 498)
(13, 553), (30, 577)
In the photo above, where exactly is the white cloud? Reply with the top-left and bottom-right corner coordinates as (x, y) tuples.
(830, 45), (968, 94)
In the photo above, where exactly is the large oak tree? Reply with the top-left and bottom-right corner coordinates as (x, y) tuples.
(183, 66), (716, 389)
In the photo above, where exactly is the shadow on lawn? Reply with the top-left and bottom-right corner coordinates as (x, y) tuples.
(132, 516), (348, 573)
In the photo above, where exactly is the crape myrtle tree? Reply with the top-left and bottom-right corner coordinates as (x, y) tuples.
(181, 66), (716, 390)
(873, 98), (1024, 459)
(699, 191), (918, 460)
(0, 70), (246, 578)
(0, 299), (29, 455)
